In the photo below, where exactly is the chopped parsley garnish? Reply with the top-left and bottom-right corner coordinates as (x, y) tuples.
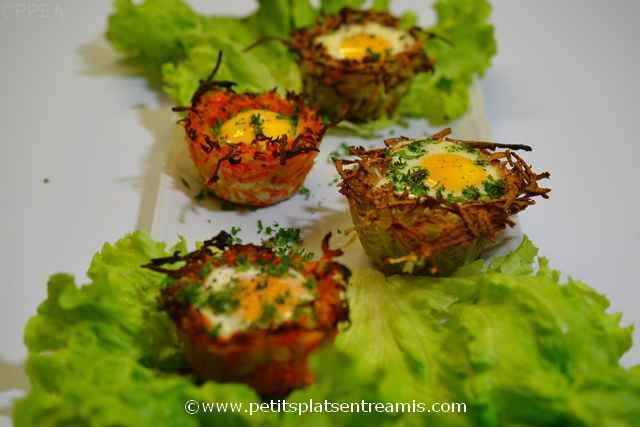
(234, 255), (251, 272)
(176, 282), (201, 305)
(366, 47), (381, 61)
(255, 222), (314, 274)
(292, 305), (315, 323)
(400, 141), (428, 159)
(292, 306), (304, 322)
(484, 176), (506, 199)
(389, 161), (429, 197)
(320, 112), (332, 125)
(273, 227), (302, 252)
(405, 168), (429, 196)
(205, 289), (240, 314)
(446, 193), (465, 204)
(462, 144), (477, 154)
(389, 158), (407, 174)
(259, 223), (303, 256)
(462, 185), (481, 201)
(274, 291), (290, 305)
(230, 226), (242, 244)
(208, 323), (222, 338)
(295, 248), (315, 261)
(444, 143), (476, 154)
(199, 263), (212, 279)
(211, 121), (222, 136)
(250, 113), (264, 137)
(299, 186), (311, 200)
(257, 303), (277, 326)
(304, 277), (316, 290)
(260, 260), (290, 277)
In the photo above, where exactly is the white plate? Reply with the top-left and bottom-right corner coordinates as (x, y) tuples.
(150, 85), (522, 269)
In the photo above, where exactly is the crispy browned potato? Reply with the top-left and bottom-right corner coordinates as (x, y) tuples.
(289, 8), (433, 123)
(176, 54), (325, 207)
(336, 128), (551, 275)
(145, 231), (349, 396)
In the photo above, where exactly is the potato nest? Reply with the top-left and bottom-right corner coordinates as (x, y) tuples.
(143, 231), (350, 397)
(177, 55), (326, 207)
(335, 128), (551, 275)
(288, 8), (433, 123)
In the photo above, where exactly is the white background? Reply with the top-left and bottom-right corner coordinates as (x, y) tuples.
(1, 0), (639, 416)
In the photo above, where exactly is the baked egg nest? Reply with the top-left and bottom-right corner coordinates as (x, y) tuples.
(335, 128), (551, 275)
(176, 53), (326, 207)
(143, 230), (350, 397)
(288, 8), (433, 123)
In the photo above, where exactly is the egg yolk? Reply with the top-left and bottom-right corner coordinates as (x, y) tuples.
(421, 154), (487, 193)
(235, 275), (310, 323)
(339, 33), (391, 60)
(219, 109), (294, 144)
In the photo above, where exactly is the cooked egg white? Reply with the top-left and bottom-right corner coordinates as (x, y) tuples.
(199, 265), (315, 338)
(383, 140), (504, 200)
(316, 22), (414, 61)
(219, 109), (295, 144)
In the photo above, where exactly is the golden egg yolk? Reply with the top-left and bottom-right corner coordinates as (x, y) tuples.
(421, 154), (488, 193)
(219, 109), (294, 144)
(237, 275), (309, 323)
(339, 33), (391, 60)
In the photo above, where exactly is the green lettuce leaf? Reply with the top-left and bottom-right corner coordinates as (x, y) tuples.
(14, 233), (640, 426)
(398, 0), (497, 124)
(335, 115), (406, 137)
(107, 0), (306, 105)
(320, 0), (367, 15)
(13, 233), (269, 426)
(106, 0), (204, 85)
(105, 0), (496, 127)
(339, 237), (640, 426)
(12, 232), (391, 427)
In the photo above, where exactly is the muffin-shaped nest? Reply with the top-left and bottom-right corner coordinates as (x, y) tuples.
(335, 128), (551, 275)
(178, 61), (325, 206)
(144, 231), (350, 396)
(289, 8), (432, 123)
